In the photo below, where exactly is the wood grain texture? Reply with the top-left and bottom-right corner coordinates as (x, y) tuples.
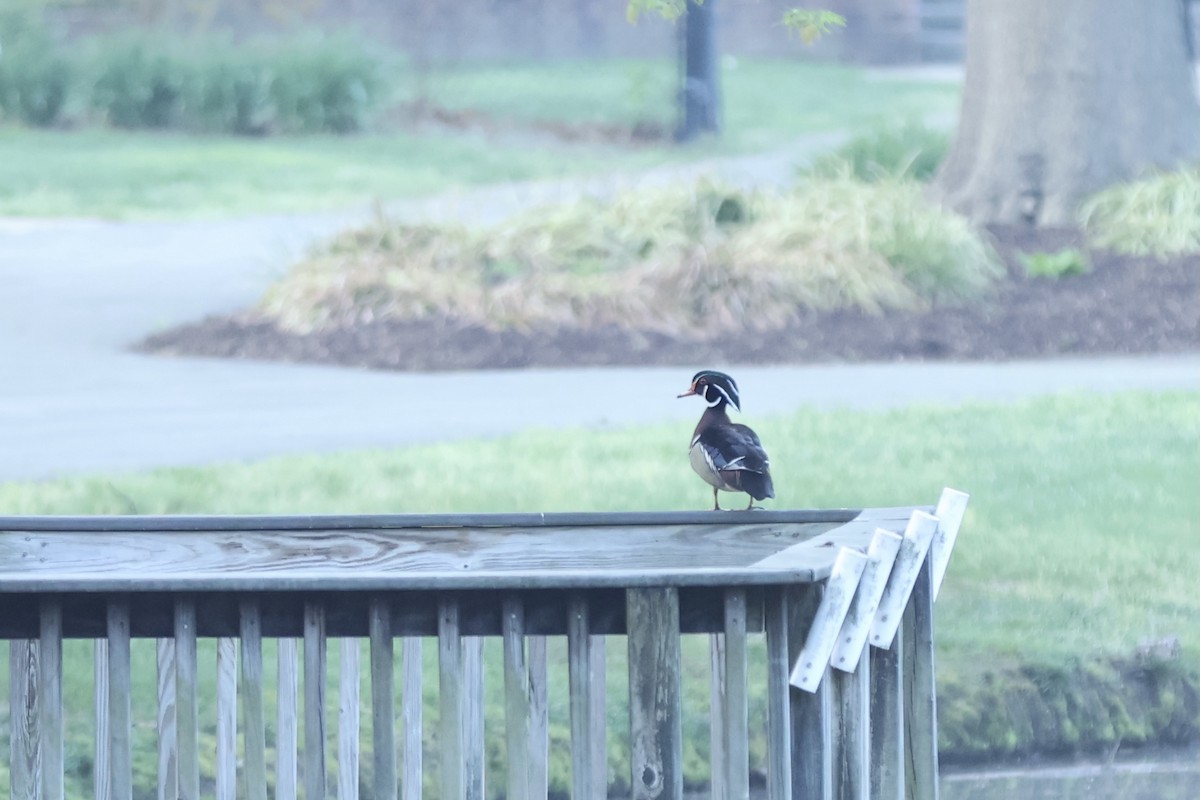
(339, 638), (361, 800)
(501, 597), (530, 800)
(174, 600), (199, 800)
(568, 594), (595, 800)
(790, 549), (868, 693)
(94, 639), (110, 800)
(723, 589), (749, 800)
(930, 488), (970, 601)
(107, 598), (132, 800)
(764, 589), (792, 800)
(831, 529), (903, 672)
(305, 603), (329, 800)
(464, 636), (486, 800)
(869, 511), (938, 649)
(369, 600), (397, 800)
(39, 599), (64, 800)
(588, 637), (608, 799)
(216, 637), (238, 800)
(527, 635), (549, 800)
(903, 560), (940, 800)
(627, 587), (683, 800)
(10, 639), (39, 800)
(401, 637), (423, 800)
(438, 599), (464, 800)
(869, 628), (904, 800)
(277, 638), (300, 800)
(830, 654), (869, 800)
(0, 521), (856, 592)
(240, 602), (268, 800)
(788, 584), (831, 800)
(156, 639), (177, 800)
(709, 634), (726, 800)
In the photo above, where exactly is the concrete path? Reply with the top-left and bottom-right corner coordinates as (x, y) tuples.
(2, 142), (1198, 483)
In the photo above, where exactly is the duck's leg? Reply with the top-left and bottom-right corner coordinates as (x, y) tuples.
(712, 487), (723, 511)
(745, 496), (756, 510)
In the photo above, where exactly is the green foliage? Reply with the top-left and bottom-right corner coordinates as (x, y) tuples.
(0, 5), (73, 125)
(625, 0), (688, 23)
(261, 176), (1000, 335)
(805, 119), (950, 182)
(1019, 248), (1092, 279)
(1080, 168), (1200, 257)
(781, 9), (847, 44)
(89, 34), (187, 128)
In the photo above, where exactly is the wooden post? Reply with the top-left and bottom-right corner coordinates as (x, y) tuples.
(304, 602), (329, 800)
(502, 596), (531, 800)
(240, 602), (268, 800)
(216, 637), (238, 800)
(528, 635), (550, 799)
(723, 589), (749, 800)
(370, 599), (397, 800)
(764, 588), (792, 800)
(156, 639), (177, 800)
(107, 598), (132, 800)
(39, 599), (64, 800)
(277, 638), (300, 800)
(568, 593), (598, 800)
(11, 639), (39, 800)
(464, 636), (486, 800)
(788, 584), (831, 800)
(401, 637), (423, 800)
(627, 586), (683, 800)
(438, 598), (465, 800)
(830, 653), (869, 800)
(174, 600), (199, 800)
(870, 627), (904, 800)
(339, 638), (362, 800)
(903, 558), (939, 800)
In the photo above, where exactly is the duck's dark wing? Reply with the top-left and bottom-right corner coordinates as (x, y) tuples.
(696, 423), (775, 500)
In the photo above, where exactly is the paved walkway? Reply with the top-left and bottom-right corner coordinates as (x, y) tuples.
(2, 139), (1198, 482)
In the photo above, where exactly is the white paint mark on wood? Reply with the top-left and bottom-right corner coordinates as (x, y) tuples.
(790, 548), (869, 693)
(831, 529), (903, 672)
(930, 488), (970, 602)
(869, 511), (938, 650)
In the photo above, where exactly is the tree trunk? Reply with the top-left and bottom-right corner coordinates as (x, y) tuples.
(931, 0), (1200, 226)
(676, 0), (721, 141)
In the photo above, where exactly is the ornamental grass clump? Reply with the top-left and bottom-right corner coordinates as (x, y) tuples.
(261, 177), (1000, 337)
(1080, 168), (1200, 257)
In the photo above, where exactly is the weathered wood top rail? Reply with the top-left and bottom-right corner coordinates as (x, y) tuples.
(1, 492), (968, 800)
(0, 507), (919, 593)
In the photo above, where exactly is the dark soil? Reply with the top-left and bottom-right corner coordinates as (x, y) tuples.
(140, 225), (1200, 370)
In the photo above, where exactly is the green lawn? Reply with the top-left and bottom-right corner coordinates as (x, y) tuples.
(0, 59), (958, 219)
(5, 390), (1191, 795)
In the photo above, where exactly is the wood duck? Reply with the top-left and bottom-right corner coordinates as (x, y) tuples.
(678, 370), (775, 510)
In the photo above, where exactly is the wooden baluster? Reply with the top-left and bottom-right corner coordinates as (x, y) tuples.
(305, 602), (329, 800)
(157, 639), (177, 800)
(401, 637), (423, 800)
(240, 601), (268, 800)
(339, 638), (361, 800)
(627, 587), (683, 800)
(174, 599), (200, 800)
(502, 596), (531, 800)
(107, 597), (132, 800)
(723, 589), (749, 800)
(277, 638), (300, 800)
(438, 598), (464, 800)
(370, 599), (397, 800)
(39, 598), (64, 800)
(464, 636), (485, 800)
(765, 588), (792, 800)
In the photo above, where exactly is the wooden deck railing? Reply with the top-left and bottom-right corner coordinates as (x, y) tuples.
(0, 489), (967, 800)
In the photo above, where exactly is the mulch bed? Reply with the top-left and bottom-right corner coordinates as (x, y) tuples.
(139, 225), (1200, 370)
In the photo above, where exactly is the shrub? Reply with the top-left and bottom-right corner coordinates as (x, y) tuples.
(0, 7), (73, 126)
(1079, 168), (1200, 257)
(806, 120), (951, 182)
(261, 177), (1001, 335)
(266, 35), (381, 133)
(90, 35), (186, 128)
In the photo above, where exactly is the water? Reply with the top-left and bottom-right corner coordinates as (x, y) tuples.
(941, 747), (1200, 800)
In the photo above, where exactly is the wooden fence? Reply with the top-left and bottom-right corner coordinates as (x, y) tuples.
(0, 489), (967, 799)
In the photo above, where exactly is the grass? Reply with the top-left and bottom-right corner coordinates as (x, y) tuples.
(0, 388), (1190, 796)
(3, 390), (1195, 795)
(1080, 168), (1200, 257)
(260, 176), (1000, 334)
(0, 59), (958, 219)
(0, 125), (671, 220)
(804, 118), (952, 182)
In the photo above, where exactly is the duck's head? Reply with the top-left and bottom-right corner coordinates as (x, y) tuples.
(677, 370), (741, 411)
